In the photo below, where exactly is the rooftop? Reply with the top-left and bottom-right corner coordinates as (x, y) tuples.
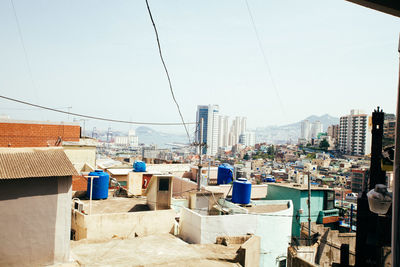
(0, 147), (78, 179)
(69, 234), (241, 267)
(244, 203), (289, 214)
(0, 118), (79, 126)
(268, 182), (334, 191)
(80, 196), (149, 214)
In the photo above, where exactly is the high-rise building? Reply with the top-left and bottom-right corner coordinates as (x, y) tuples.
(311, 121), (323, 139)
(245, 131), (256, 147)
(228, 116), (247, 146)
(327, 124), (339, 148)
(300, 120), (311, 141)
(384, 113), (396, 140)
(196, 105), (219, 156)
(339, 109), (371, 156)
(217, 115), (230, 148)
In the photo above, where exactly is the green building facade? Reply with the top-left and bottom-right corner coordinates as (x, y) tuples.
(265, 183), (339, 237)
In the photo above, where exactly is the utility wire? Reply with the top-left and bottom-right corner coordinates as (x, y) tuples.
(9, 0), (38, 99)
(0, 95), (196, 126)
(144, 0), (191, 142)
(244, 0), (286, 117)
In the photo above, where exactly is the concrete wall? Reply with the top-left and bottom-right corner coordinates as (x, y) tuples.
(0, 176), (72, 266)
(127, 172), (143, 195)
(287, 246), (319, 267)
(237, 235), (261, 267)
(179, 200), (293, 267)
(304, 223), (356, 266)
(63, 145), (96, 173)
(72, 209), (176, 241)
(172, 176), (198, 198)
(254, 200), (293, 267)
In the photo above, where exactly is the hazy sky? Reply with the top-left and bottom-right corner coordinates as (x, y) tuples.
(0, 0), (399, 135)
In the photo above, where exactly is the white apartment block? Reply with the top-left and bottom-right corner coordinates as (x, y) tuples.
(339, 110), (371, 156)
(311, 121), (323, 138)
(218, 115), (229, 148)
(301, 120), (311, 141)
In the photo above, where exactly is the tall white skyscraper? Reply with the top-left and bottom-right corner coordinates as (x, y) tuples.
(229, 116), (247, 146)
(311, 121), (323, 138)
(245, 131), (256, 147)
(196, 105), (219, 156)
(339, 109), (371, 156)
(217, 115), (229, 148)
(301, 120), (311, 141)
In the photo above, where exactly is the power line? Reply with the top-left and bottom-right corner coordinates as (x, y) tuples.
(144, 0), (191, 142)
(0, 107), (71, 111)
(9, 0), (38, 99)
(244, 0), (286, 117)
(0, 95), (196, 126)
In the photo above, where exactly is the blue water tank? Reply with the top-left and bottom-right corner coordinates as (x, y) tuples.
(232, 178), (252, 204)
(134, 161), (146, 172)
(86, 170), (110, 200)
(263, 177), (276, 183)
(217, 163), (234, 185)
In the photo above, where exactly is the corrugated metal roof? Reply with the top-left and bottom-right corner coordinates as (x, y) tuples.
(0, 148), (78, 179)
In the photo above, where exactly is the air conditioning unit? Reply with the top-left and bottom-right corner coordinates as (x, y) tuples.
(72, 199), (84, 213)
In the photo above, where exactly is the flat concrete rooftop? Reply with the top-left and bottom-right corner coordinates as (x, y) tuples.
(269, 182), (334, 191)
(80, 196), (149, 214)
(244, 203), (289, 214)
(69, 234), (241, 267)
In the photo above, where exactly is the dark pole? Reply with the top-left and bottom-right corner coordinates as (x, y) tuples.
(308, 168), (311, 246)
(198, 118), (204, 191)
(350, 204), (353, 233)
(340, 244), (350, 267)
(391, 35), (400, 267)
(369, 107), (385, 189)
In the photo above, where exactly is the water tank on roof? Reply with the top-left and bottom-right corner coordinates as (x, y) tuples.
(134, 161), (146, 172)
(232, 178), (251, 205)
(217, 163), (234, 185)
(86, 170), (109, 200)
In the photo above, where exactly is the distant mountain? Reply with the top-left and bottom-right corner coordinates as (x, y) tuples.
(255, 114), (339, 144)
(135, 126), (188, 147)
(284, 114), (339, 131)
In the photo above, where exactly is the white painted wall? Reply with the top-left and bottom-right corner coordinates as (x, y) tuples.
(179, 200), (293, 267)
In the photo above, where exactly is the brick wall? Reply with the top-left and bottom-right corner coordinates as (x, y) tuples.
(72, 175), (87, 191)
(0, 122), (80, 147)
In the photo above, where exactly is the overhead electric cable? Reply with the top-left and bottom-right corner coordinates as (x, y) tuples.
(144, 0), (191, 142)
(0, 95), (196, 126)
(9, 0), (38, 99)
(244, 0), (286, 116)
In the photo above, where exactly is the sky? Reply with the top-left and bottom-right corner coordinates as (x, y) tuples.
(0, 0), (399, 135)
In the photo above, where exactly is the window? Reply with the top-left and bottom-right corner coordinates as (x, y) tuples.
(324, 191), (335, 210)
(158, 178), (169, 191)
(279, 259), (286, 267)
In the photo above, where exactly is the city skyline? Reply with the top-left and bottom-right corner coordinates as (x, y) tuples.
(0, 0), (399, 135)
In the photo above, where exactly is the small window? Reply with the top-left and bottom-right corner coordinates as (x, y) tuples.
(159, 178), (169, 191)
(324, 191), (335, 210)
(279, 259), (286, 267)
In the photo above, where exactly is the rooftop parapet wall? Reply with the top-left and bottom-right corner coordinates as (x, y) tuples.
(71, 209), (176, 241)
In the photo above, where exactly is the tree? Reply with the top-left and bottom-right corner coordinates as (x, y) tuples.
(267, 145), (275, 156)
(319, 139), (330, 151)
